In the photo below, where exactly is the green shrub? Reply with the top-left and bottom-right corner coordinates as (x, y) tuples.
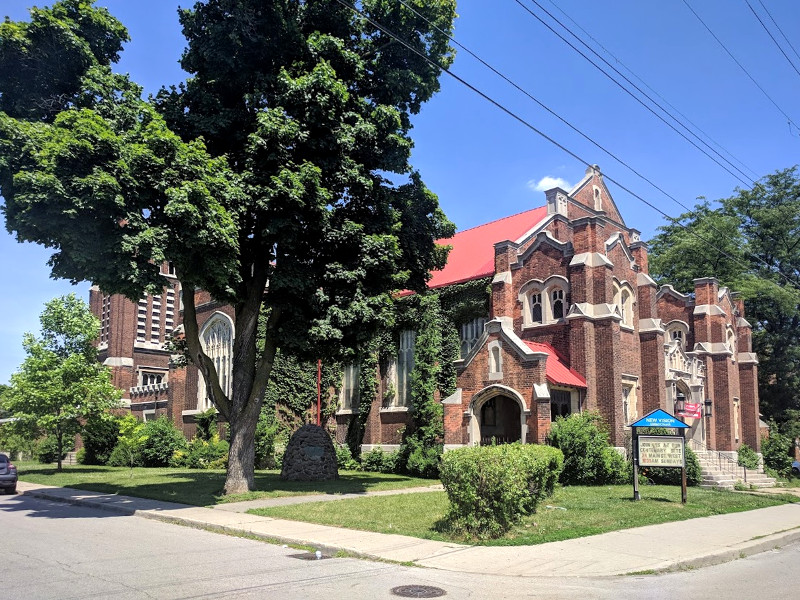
(107, 414), (146, 468)
(36, 436), (74, 463)
(75, 447), (87, 464)
(81, 415), (120, 465)
(108, 441), (142, 467)
(438, 443), (564, 539)
(404, 437), (442, 478)
(171, 434), (229, 469)
(336, 443), (360, 470)
(139, 416), (188, 467)
(737, 443), (760, 470)
(640, 447), (702, 486)
(361, 447), (399, 473)
(255, 412), (280, 469)
(761, 432), (793, 477)
(547, 412), (626, 485)
(194, 408), (218, 442)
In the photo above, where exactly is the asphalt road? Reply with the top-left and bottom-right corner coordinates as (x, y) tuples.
(1, 492), (797, 600)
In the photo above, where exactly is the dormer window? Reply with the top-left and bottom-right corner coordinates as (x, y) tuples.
(519, 276), (570, 328)
(665, 320), (690, 350)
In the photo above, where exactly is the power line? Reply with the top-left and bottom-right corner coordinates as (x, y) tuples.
(745, 0), (800, 79)
(542, 0), (759, 180)
(757, 0), (800, 66)
(392, 0), (727, 229)
(513, 0), (755, 188)
(393, 0), (799, 291)
(331, 0), (800, 292)
(681, 0), (800, 135)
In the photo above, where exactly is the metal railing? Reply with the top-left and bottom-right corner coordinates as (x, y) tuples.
(689, 439), (750, 483)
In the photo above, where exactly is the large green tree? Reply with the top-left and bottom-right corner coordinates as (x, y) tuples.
(4, 294), (121, 470)
(648, 168), (800, 424)
(0, 1), (456, 493)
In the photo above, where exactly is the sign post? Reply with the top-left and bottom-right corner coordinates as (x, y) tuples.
(629, 409), (690, 504)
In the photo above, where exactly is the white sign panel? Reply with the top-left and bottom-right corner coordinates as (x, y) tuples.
(638, 436), (684, 468)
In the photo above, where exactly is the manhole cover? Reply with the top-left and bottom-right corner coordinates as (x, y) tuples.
(287, 552), (329, 561)
(391, 585), (446, 598)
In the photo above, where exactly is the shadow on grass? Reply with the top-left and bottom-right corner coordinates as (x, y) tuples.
(19, 465), (432, 507)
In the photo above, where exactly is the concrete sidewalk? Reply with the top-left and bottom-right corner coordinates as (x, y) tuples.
(15, 481), (800, 577)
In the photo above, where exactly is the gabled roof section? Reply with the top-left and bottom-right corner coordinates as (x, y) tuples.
(427, 206), (548, 289)
(524, 341), (587, 388)
(569, 164), (626, 226)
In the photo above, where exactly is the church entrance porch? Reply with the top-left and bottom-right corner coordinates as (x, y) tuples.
(478, 395), (522, 445)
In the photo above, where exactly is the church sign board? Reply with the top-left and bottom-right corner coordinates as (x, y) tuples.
(629, 409), (689, 503)
(638, 436), (684, 468)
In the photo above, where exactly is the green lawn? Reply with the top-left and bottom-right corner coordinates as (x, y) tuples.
(249, 484), (798, 546)
(16, 462), (436, 506)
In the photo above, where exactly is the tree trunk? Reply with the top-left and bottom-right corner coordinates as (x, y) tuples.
(56, 429), (63, 472)
(223, 398), (261, 495)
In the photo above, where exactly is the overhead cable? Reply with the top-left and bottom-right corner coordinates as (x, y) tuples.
(332, 0), (800, 292)
(681, 0), (800, 135)
(542, 0), (759, 180)
(514, 0), (754, 187)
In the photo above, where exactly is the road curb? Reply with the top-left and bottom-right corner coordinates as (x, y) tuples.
(642, 526), (800, 575)
(18, 485), (800, 577)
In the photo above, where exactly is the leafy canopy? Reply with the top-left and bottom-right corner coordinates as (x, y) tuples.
(4, 294), (121, 469)
(648, 167), (800, 423)
(0, 1), (457, 492)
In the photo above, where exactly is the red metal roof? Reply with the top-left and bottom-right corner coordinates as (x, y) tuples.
(427, 206), (548, 289)
(524, 341), (587, 388)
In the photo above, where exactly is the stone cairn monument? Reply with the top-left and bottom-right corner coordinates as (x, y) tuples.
(280, 424), (339, 481)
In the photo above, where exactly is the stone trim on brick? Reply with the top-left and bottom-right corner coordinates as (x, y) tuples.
(694, 304), (727, 316)
(569, 252), (613, 267)
(737, 352), (759, 364)
(566, 302), (622, 321)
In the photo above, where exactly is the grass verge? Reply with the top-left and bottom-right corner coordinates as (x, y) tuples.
(16, 462), (437, 506)
(249, 484), (798, 546)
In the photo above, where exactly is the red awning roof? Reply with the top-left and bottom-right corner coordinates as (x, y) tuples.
(524, 341), (587, 389)
(427, 206), (548, 289)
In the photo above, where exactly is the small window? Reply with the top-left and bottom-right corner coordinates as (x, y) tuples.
(488, 342), (503, 376)
(550, 389), (572, 421)
(531, 293), (543, 323)
(340, 363), (360, 411)
(551, 288), (565, 320)
(397, 330), (415, 406)
(460, 317), (487, 358)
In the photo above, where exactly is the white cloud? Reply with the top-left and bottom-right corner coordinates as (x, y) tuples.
(528, 175), (571, 192)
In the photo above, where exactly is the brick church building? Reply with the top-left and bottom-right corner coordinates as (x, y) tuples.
(91, 165), (761, 454)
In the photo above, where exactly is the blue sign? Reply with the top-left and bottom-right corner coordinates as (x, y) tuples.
(629, 409), (689, 429)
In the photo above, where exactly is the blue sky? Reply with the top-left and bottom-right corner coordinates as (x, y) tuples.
(1, 0), (798, 383)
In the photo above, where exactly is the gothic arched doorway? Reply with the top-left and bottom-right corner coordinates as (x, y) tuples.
(478, 395), (521, 445)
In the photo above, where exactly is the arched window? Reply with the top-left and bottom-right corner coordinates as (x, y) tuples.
(665, 321), (690, 349)
(519, 277), (569, 327)
(613, 280), (635, 328)
(551, 288), (565, 320)
(396, 330), (415, 406)
(197, 313), (234, 411)
(593, 185), (603, 211)
(531, 292), (543, 323)
(488, 341), (503, 378)
(727, 326), (736, 362)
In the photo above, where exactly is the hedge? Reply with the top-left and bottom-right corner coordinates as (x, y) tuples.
(438, 443), (563, 538)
